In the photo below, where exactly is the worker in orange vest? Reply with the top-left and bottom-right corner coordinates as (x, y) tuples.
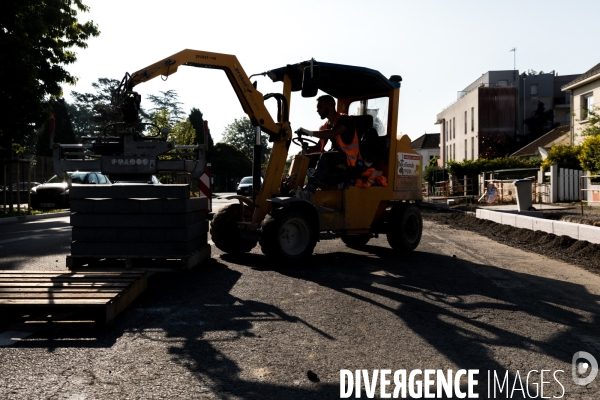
(295, 95), (361, 200)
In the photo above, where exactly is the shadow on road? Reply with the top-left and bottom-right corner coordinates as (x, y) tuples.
(4, 244), (599, 398)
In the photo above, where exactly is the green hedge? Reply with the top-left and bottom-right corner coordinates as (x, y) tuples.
(446, 157), (541, 177)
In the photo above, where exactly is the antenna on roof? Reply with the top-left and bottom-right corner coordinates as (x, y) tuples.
(509, 48), (516, 70)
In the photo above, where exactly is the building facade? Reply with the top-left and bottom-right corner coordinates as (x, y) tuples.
(561, 63), (600, 145)
(436, 70), (580, 166)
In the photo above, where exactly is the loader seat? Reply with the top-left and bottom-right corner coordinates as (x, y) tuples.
(350, 114), (386, 167)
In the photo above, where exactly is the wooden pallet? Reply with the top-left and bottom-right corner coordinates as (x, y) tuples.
(0, 270), (147, 328)
(66, 243), (211, 270)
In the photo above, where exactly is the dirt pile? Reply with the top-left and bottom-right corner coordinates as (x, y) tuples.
(423, 209), (600, 274)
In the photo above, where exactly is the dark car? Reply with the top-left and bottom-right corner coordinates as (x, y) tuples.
(236, 176), (263, 195)
(30, 172), (111, 209)
(109, 174), (162, 184)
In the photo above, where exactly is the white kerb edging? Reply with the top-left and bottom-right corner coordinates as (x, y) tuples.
(476, 210), (600, 244)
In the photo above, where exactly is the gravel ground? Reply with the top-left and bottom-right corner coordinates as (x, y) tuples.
(423, 207), (600, 275)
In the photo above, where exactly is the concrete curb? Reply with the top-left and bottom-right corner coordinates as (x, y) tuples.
(475, 209), (600, 244)
(0, 211), (71, 225)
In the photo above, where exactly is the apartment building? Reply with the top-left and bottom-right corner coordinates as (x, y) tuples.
(436, 70), (580, 166)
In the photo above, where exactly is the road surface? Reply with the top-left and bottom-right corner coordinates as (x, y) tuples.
(0, 200), (598, 399)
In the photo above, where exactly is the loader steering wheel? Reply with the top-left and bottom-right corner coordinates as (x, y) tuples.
(292, 135), (319, 149)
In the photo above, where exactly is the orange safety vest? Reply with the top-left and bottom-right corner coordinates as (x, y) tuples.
(318, 113), (361, 166)
(356, 168), (388, 188)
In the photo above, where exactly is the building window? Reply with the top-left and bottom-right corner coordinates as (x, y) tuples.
(453, 143), (455, 160)
(582, 93), (594, 120)
(471, 107), (474, 131)
(498, 80), (508, 87)
(464, 111), (467, 134)
(464, 139), (467, 160)
(471, 137), (474, 160)
(453, 117), (455, 139)
(531, 84), (538, 96)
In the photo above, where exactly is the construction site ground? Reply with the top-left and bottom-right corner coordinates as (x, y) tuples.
(424, 205), (600, 275)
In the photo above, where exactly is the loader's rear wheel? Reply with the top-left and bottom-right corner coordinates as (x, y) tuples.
(260, 209), (316, 259)
(340, 233), (371, 248)
(387, 204), (422, 252)
(210, 203), (257, 254)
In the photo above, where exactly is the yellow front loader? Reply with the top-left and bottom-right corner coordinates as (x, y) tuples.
(122, 49), (423, 259)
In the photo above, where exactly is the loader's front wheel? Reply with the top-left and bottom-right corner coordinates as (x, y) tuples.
(340, 233), (371, 248)
(260, 209), (316, 260)
(387, 204), (422, 252)
(210, 203), (257, 254)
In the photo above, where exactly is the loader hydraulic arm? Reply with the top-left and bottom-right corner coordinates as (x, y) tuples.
(127, 49), (288, 139)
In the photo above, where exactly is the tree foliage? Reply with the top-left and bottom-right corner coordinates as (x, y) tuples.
(580, 107), (600, 138)
(479, 134), (516, 159)
(35, 98), (77, 156)
(70, 78), (122, 135)
(222, 117), (271, 164)
(579, 135), (600, 172)
(147, 90), (185, 123)
(0, 0), (100, 156)
(210, 143), (252, 178)
(446, 157), (541, 177)
(523, 101), (557, 143)
(541, 144), (582, 170)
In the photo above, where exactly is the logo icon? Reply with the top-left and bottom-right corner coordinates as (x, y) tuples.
(572, 351), (598, 386)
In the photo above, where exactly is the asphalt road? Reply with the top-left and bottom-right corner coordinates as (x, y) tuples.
(0, 199), (599, 399)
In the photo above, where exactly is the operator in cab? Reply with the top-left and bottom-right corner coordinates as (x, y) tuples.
(295, 95), (361, 200)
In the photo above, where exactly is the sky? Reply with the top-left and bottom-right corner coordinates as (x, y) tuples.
(65, 0), (599, 148)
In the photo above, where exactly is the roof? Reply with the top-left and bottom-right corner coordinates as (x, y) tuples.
(410, 133), (440, 150)
(510, 125), (570, 157)
(562, 62), (600, 90)
(267, 60), (400, 99)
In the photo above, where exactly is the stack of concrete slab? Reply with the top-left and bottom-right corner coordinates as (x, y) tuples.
(68, 184), (211, 268)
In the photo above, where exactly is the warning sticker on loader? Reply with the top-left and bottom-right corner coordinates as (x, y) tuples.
(396, 153), (420, 179)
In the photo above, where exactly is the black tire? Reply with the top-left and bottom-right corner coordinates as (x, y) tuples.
(260, 209), (317, 259)
(340, 233), (371, 248)
(386, 204), (422, 252)
(210, 203), (257, 254)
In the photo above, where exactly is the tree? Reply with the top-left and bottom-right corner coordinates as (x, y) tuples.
(210, 143), (252, 191)
(222, 117), (271, 164)
(0, 0), (100, 157)
(147, 90), (185, 123)
(541, 144), (582, 170)
(580, 107), (600, 138)
(523, 101), (557, 144)
(71, 78), (121, 133)
(578, 135), (600, 173)
(35, 98), (77, 156)
(478, 134), (515, 159)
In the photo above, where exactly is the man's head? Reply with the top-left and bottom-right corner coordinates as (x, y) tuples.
(316, 95), (336, 120)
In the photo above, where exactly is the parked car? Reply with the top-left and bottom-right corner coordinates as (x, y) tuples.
(12, 182), (41, 191)
(30, 172), (111, 209)
(109, 174), (162, 184)
(236, 176), (263, 195)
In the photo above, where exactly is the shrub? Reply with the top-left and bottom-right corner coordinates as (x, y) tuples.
(541, 144), (582, 170)
(578, 135), (600, 172)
